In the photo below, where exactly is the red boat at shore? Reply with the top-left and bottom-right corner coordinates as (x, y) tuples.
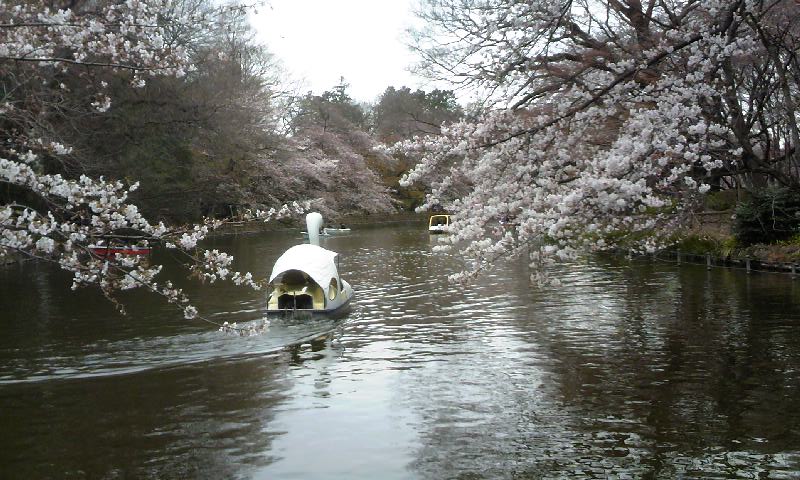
(88, 244), (151, 258)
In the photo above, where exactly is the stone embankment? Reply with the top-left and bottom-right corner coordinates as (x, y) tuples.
(689, 210), (733, 237)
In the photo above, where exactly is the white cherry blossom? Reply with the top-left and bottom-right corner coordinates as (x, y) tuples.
(402, 0), (799, 282)
(1, 1), (305, 334)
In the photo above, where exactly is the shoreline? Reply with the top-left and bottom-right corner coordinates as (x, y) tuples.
(0, 212), (430, 264)
(211, 211), (429, 236)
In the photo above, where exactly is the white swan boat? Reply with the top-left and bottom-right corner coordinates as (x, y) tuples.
(267, 212), (353, 314)
(301, 230), (330, 238)
(323, 226), (351, 235)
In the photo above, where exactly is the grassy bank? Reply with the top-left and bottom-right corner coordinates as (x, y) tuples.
(674, 232), (800, 264)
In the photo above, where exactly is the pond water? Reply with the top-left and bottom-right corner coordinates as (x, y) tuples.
(1, 224), (799, 479)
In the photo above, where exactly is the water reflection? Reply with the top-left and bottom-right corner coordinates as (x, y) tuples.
(0, 353), (291, 479)
(0, 226), (799, 479)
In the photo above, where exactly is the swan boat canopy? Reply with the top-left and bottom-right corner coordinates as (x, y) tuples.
(267, 213), (353, 314)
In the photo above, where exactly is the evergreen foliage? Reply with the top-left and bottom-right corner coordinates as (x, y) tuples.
(734, 187), (800, 246)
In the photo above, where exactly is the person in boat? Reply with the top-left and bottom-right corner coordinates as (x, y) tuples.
(340, 223), (347, 229)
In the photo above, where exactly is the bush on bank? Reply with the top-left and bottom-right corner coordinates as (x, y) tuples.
(621, 188), (800, 264)
(733, 187), (800, 246)
(675, 187), (800, 263)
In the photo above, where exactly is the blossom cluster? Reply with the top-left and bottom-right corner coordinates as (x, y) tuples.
(1, 155), (308, 324)
(1, 0), (216, 80)
(1, 1), (310, 332)
(402, 0), (789, 282)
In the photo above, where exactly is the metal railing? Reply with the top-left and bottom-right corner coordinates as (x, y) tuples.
(625, 249), (800, 278)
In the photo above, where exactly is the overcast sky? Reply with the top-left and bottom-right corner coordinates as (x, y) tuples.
(251, 0), (429, 103)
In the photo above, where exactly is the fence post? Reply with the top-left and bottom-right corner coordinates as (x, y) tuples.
(706, 253), (711, 270)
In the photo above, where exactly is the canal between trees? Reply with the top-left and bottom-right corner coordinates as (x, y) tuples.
(1, 224), (799, 478)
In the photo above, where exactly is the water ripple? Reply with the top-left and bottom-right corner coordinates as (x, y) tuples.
(2, 228), (800, 479)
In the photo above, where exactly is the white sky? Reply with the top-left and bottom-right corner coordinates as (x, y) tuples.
(251, 0), (428, 103)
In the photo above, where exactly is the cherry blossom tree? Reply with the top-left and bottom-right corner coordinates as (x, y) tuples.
(278, 81), (397, 215)
(0, 0), (306, 333)
(401, 0), (800, 281)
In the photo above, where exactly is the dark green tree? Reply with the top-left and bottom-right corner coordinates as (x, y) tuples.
(373, 86), (463, 143)
(293, 78), (366, 133)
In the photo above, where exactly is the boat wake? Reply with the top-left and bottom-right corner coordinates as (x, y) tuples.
(0, 316), (345, 385)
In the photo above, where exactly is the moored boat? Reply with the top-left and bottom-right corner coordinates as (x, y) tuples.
(301, 230), (330, 238)
(88, 244), (151, 257)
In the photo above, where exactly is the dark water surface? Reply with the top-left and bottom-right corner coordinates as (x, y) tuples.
(1, 224), (799, 479)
